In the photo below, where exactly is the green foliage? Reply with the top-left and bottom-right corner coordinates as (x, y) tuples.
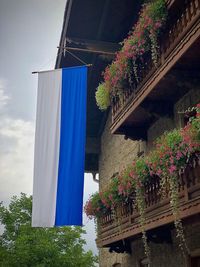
(0, 193), (98, 267)
(156, 129), (182, 149)
(187, 104), (200, 141)
(134, 158), (150, 182)
(135, 187), (150, 260)
(148, 0), (167, 21)
(95, 83), (110, 110)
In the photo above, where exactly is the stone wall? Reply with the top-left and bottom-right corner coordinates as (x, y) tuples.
(99, 248), (132, 267)
(147, 89), (200, 145)
(99, 112), (145, 191)
(147, 117), (174, 146)
(98, 112), (142, 266)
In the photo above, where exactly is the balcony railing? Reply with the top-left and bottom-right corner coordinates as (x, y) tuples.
(97, 155), (200, 248)
(111, 0), (200, 134)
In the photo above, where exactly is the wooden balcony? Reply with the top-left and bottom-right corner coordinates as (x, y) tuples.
(111, 0), (200, 140)
(96, 155), (200, 249)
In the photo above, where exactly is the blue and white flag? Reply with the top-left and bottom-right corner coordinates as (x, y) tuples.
(32, 66), (87, 227)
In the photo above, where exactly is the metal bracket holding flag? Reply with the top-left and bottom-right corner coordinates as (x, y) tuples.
(32, 65), (89, 227)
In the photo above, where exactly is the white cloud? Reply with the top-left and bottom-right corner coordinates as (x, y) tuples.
(83, 174), (99, 255)
(0, 117), (34, 203)
(0, 79), (9, 110)
(0, 82), (34, 204)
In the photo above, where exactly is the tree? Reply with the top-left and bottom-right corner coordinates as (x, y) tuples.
(0, 193), (98, 267)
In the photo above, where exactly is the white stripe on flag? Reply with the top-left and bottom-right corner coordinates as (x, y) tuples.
(32, 70), (62, 227)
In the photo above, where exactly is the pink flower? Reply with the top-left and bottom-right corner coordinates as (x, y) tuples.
(118, 185), (124, 195)
(196, 103), (200, 108)
(156, 169), (162, 176)
(176, 151), (182, 160)
(169, 165), (177, 174)
(127, 182), (131, 189)
(150, 170), (154, 177)
(129, 171), (135, 178)
(154, 21), (162, 29)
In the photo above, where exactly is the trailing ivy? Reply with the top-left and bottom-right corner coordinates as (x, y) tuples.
(135, 185), (151, 261)
(169, 174), (188, 254)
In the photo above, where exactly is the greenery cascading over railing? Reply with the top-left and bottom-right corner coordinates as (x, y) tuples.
(85, 104), (200, 259)
(95, 0), (167, 110)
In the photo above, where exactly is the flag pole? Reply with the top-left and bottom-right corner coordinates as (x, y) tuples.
(32, 64), (92, 74)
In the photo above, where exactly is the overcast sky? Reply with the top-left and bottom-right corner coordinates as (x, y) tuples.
(0, 0), (98, 255)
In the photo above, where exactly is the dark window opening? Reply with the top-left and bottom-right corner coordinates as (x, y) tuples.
(191, 256), (200, 267)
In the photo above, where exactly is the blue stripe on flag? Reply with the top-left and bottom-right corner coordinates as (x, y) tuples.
(55, 66), (87, 226)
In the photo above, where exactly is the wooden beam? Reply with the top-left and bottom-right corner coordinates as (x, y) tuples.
(61, 46), (116, 56)
(66, 37), (120, 53)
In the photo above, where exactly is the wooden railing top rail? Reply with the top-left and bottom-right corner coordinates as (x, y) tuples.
(166, 0), (176, 8)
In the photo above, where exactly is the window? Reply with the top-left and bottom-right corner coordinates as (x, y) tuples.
(113, 264), (121, 267)
(183, 109), (196, 126)
(191, 256), (200, 267)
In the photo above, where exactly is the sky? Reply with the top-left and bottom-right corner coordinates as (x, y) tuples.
(0, 0), (98, 255)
